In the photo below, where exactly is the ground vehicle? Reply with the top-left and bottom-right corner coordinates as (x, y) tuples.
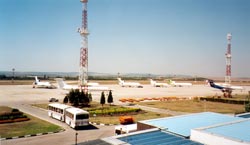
(48, 103), (89, 128)
(64, 107), (89, 128)
(115, 124), (137, 135)
(49, 97), (59, 102)
(48, 103), (69, 121)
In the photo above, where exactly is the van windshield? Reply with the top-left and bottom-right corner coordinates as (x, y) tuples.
(76, 114), (89, 119)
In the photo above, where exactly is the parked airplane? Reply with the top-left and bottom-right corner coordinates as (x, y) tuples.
(167, 79), (192, 87)
(150, 79), (169, 87)
(207, 79), (243, 98)
(56, 78), (111, 92)
(117, 78), (143, 88)
(33, 76), (56, 89)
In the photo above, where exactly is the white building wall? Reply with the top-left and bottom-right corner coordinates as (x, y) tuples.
(191, 129), (249, 145)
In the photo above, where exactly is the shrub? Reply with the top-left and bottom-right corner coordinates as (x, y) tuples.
(245, 103), (250, 112)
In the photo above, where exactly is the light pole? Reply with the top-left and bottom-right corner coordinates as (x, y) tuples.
(75, 132), (78, 145)
(12, 68), (15, 84)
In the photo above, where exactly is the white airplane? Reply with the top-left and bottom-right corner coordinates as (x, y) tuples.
(117, 78), (143, 88)
(150, 79), (169, 87)
(55, 78), (111, 92)
(167, 79), (192, 87)
(32, 76), (56, 89)
(207, 79), (243, 97)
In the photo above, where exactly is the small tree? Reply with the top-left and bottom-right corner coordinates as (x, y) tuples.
(88, 93), (92, 102)
(63, 96), (69, 104)
(100, 91), (106, 107)
(107, 90), (113, 106)
(245, 92), (250, 112)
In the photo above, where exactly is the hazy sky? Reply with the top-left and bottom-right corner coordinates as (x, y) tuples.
(0, 0), (249, 77)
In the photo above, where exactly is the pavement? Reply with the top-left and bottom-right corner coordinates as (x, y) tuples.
(0, 84), (249, 145)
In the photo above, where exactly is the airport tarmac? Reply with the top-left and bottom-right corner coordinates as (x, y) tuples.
(0, 84), (248, 105)
(0, 84), (249, 145)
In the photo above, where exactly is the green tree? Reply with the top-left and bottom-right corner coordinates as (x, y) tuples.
(245, 93), (250, 112)
(73, 90), (80, 107)
(68, 89), (77, 104)
(81, 91), (89, 106)
(100, 91), (106, 107)
(88, 93), (92, 102)
(63, 96), (69, 104)
(107, 90), (113, 106)
(65, 89), (90, 107)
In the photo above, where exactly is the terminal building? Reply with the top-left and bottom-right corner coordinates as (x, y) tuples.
(81, 112), (250, 145)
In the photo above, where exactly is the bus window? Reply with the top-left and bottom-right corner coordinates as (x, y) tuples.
(76, 114), (89, 120)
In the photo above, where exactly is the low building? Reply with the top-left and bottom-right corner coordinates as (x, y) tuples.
(80, 112), (250, 145)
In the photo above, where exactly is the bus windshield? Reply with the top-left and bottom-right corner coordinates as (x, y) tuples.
(76, 114), (89, 120)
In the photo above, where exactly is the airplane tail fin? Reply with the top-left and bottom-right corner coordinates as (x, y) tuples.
(167, 79), (173, 85)
(55, 78), (66, 89)
(35, 76), (39, 83)
(150, 79), (155, 85)
(206, 80), (215, 87)
(117, 78), (124, 86)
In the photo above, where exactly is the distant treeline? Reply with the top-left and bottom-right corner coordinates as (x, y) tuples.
(0, 74), (206, 81)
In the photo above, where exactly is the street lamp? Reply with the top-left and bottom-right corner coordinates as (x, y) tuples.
(12, 68), (15, 83)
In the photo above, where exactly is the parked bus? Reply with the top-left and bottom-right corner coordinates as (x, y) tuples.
(48, 103), (70, 121)
(65, 107), (89, 128)
(48, 103), (89, 128)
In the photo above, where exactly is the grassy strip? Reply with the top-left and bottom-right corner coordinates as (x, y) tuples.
(89, 111), (170, 125)
(32, 103), (170, 125)
(0, 113), (62, 138)
(138, 100), (245, 114)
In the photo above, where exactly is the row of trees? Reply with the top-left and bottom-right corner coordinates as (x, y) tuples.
(63, 89), (114, 107)
(100, 90), (113, 107)
(63, 89), (92, 107)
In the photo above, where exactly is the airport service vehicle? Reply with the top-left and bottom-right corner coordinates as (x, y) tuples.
(117, 78), (143, 88)
(115, 124), (137, 135)
(64, 107), (89, 128)
(33, 76), (56, 89)
(207, 79), (243, 98)
(48, 103), (89, 128)
(167, 79), (192, 87)
(150, 79), (169, 87)
(49, 97), (59, 102)
(55, 78), (111, 92)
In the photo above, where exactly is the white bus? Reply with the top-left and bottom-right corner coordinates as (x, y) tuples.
(48, 103), (70, 121)
(64, 107), (89, 128)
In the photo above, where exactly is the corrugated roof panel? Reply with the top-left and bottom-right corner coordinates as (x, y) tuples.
(204, 119), (250, 142)
(140, 112), (243, 137)
(118, 130), (203, 145)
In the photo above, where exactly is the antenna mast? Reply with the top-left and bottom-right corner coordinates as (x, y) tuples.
(78, 0), (89, 87)
(225, 33), (232, 84)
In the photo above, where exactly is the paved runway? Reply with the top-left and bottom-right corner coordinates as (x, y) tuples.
(0, 84), (249, 145)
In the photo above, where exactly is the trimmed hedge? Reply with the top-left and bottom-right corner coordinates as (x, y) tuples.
(88, 107), (141, 116)
(0, 118), (30, 124)
(200, 97), (248, 105)
(0, 109), (30, 124)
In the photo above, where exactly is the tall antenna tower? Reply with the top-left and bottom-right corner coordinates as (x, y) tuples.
(78, 0), (89, 87)
(225, 33), (232, 84)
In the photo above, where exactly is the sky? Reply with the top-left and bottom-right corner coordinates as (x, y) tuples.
(0, 0), (249, 77)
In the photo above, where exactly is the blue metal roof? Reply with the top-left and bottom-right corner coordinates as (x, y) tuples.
(236, 112), (250, 118)
(119, 130), (203, 145)
(140, 112), (243, 137)
(204, 119), (250, 142)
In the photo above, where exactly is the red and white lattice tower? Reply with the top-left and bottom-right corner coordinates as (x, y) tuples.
(78, 0), (89, 87)
(225, 33), (232, 84)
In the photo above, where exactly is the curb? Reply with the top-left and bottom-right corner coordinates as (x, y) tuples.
(89, 122), (117, 126)
(0, 129), (65, 141)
